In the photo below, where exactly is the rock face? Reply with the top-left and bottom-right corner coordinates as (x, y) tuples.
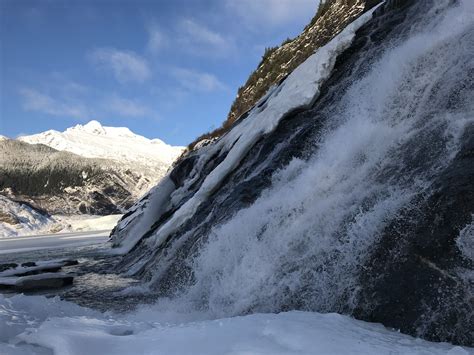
(5, 274), (74, 291)
(110, 0), (473, 346)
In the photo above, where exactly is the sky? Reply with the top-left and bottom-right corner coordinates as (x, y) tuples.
(0, 0), (319, 146)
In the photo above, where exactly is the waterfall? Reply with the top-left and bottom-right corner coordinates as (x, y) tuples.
(114, 0), (474, 344)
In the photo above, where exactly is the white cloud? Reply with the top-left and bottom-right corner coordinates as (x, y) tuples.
(19, 88), (89, 119)
(147, 23), (166, 55)
(177, 19), (234, 57)
(104, 95), (151, 117)
(226, 0), (318, 28)
(89, 48), (151, 83)
(172, 68), (227, 92)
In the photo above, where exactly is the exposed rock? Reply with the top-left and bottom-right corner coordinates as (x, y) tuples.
(0, 211), (19, 225)
(0, 259), (79, 292)
(355, 128), (474, 345)
(0, 263), (18, 272)
(21, 262), (36, 267)
(0, 273), (74, 291)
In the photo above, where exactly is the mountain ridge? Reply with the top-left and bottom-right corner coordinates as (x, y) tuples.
(18, 120), (184, 169)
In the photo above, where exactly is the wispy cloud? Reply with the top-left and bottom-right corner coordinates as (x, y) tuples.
(104, 95), (153, 117)
(172, 68), (227, 92)
(226, 0), (318, 28)
(147, 22), (166, 55)
(19, 88), (89, 119)
(89, 48), (151, 83)
(177, 19), (234, 57)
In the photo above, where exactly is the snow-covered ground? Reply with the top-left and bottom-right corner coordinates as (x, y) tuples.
(0, 294), (471, 355)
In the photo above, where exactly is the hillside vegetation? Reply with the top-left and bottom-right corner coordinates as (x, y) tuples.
(0, 139), (137, 214)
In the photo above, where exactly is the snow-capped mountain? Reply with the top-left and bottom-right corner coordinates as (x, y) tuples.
(19, 120), (183, 170)
(0, 122), (183, 218)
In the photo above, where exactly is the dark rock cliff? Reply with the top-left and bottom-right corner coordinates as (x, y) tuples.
(111, 0), (473, 346)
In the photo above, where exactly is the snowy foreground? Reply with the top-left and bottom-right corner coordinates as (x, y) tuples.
(0, 295), (471, 355)
(0, 212), (470, 354)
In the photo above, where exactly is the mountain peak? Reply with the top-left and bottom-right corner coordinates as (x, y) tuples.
(74, 120), (106, 135)
(68, 120), (141, 139)
(83, 120), (103, 130)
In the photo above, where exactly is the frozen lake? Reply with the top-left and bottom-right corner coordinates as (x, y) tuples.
(0, 230), (151, 312)
(0, 230), (110, 255)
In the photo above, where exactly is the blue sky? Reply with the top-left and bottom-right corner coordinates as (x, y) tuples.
(1, 0), (318, 146)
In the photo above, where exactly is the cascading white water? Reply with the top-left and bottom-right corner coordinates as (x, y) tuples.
(147, 0), (474, 318)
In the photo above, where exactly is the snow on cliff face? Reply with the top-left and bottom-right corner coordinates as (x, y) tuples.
(18, 120), (184, 169)
(0, 196), (53, 238)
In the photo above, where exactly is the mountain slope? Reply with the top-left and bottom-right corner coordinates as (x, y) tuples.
(1, 139), (135, 215)
(186, 0), (380, 151)
(1, 122), (183, 216)
(227, 0), (373, 123)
